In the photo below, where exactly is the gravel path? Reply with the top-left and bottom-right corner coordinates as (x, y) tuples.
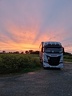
(0, 63), (72, 96)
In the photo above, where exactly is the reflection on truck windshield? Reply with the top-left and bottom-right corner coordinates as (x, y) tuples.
(44, 48), (63, 53)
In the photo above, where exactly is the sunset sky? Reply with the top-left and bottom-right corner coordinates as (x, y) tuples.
(0, 0), (72, 53)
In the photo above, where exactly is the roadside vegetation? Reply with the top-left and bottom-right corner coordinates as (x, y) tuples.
(0, 51), (72, 74)
(0, 53), (41, 74)
(64, 54), (72, 62)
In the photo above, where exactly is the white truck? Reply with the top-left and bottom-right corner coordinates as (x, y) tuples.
(39, 41), (64, 69)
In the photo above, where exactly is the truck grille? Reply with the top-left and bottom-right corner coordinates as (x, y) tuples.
(48, 56), (60, 66)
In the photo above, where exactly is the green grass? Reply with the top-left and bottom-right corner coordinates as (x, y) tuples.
(0, 54), (41, 74)
(64, 55), (72, 62)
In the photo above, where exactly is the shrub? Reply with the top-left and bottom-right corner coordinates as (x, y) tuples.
(0, 54), (41, 74)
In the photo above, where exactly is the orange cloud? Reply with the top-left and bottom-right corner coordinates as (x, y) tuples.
(0, 21), (40, 51)
(0, 20), (72, 53)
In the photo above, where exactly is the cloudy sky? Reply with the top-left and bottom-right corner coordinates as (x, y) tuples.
(0, 0), (72, 53)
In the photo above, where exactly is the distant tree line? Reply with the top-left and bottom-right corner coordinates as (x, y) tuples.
(0, 50), (39, 54)
(25, 50), (39, 54)
(64, 52), (72, 56)
(0, 50), (72, 56)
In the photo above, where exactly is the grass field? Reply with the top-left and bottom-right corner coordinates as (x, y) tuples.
(0, 53), (72, 74)
(0, 54), (41, 74)
(64, 55), (72, 62)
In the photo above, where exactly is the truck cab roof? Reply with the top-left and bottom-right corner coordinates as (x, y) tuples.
(42, 41), (62, 48)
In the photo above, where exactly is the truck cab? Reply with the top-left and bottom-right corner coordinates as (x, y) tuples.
(39, 41), (64, 69)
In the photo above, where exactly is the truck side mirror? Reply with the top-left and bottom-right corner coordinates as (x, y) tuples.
(63, 47), (64, 54)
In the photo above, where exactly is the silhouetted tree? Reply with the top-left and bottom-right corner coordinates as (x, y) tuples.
(25, 51), (29, 54)
(28, 50), (39, 54)
(34, 51), (39, 54)
(13, 51), (19, 54)
(29, 50), (33, 54)
(64, 52), (72, 56)
(21, 52), (24, 54)
(2, 51), (6, 53)
(8, 52), (13, 54)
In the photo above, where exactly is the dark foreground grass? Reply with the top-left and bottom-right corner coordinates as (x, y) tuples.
(0, 54), (41, 74)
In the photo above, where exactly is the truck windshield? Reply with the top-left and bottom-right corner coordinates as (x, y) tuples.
(44, 47), (63, 53)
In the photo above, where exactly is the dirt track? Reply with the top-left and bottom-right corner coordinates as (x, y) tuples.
(0, 63), (72, 96)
